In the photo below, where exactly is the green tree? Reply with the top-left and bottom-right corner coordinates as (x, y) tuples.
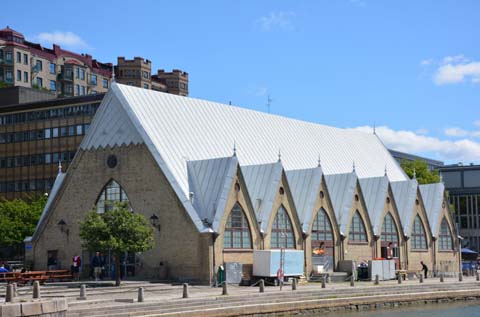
(400, 159), (440, 184)
(0, 195), (47, 257)
(79, 204), (154, 286)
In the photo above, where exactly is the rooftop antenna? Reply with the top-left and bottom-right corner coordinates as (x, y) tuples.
(317, 154), (321, 167)
(233, 141), (237, 156)
(111, 64), (115, 83)
(439, 171), (443, 183)
(278, 149), (282, 162)
(267, 94), (272, 113)
(58, 160), (62, 174)
(373, 122), (376, 135)
(384, 165), (387, 176)
(352, 161), (356, 173)
(413, 168), (417, 179)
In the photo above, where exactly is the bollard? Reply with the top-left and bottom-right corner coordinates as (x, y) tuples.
(137, 287), (144, 302)
(222, 282), (228, 295)
(259, 279), (265, 293)
(321, 277), (326, 289)
(419, 274), (423, 283)
(398, 274), (402, 284)
(350, 275), (355, 287)
(440, 273), (444, 283)
(374, 274), (379, 285)
(182, 283), (189, 298)
(12, 282), (17, 297)
(292, 278), (297, 291)
(476, 271), (479, 282)
(33, 281), (41, 299)
(79, 284), (87, 300)
(459, 272), (463, 282)
(6, 284), (14, 303)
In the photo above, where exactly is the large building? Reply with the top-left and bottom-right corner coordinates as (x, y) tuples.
(439, 164), (480, 252)
(25, 83), (459, 283)
(389, 149), (444, 171)
(0, 27), (189, 98)
(0, 94), (104, 200)
(0, 27), (112, 97)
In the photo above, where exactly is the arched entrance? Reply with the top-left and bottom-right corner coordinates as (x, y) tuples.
(311, 208), (334, 272)
(381, 212), (400, 269)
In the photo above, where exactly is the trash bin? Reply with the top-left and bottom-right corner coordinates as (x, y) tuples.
(217, 265), (225, 286)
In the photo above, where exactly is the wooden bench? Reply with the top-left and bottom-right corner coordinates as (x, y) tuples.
(0, 272), (21, 283)
(19, 271), (49, 285)
(46, 270), (73, 281)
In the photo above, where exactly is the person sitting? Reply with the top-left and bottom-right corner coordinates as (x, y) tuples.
(0, 263), (9, 273)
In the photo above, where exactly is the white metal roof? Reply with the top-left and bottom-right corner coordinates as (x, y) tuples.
(286, 167), (323, 233)
(419, 183), (445, 237)
(187, 156), (238, 232)
(390, 179), (418, 236)
(82, 83), (406, 194)
(324, 172), (358, 235)
(358, 176), (390, 236)
(31, 171), (66, 241)
(242, 162), (283, 233)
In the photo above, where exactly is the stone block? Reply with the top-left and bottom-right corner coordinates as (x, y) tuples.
(41, 301), (56, 314)
(20, 302), (42, 316)
(0, 304), (21, 317)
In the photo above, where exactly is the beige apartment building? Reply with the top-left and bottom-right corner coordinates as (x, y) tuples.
(0, 26), (189, 98)
(0, 27), (112, 97)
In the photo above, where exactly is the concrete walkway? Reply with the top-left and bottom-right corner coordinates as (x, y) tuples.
(4, 276), (480, 316)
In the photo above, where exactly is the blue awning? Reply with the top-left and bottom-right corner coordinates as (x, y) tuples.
(461, 248), (478, 254)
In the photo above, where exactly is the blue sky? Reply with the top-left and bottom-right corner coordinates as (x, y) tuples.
(3, 0), (480, 163)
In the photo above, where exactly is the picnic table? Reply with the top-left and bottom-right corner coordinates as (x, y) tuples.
(20, 271), (49, 284)
(0, 272), (21, 283)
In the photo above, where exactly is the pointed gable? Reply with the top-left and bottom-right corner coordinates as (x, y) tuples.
(419, 183), (445, 237)
(324, 172), (357, 235)
(30, 171), (67, 241)
(286, 167), (323, 233)
(187, 156), (238, 232)
(358, 176), (389, 236)
(391, 179), (418, 236)
(80, 88), (143, 149)
(242, 161), (283, 233)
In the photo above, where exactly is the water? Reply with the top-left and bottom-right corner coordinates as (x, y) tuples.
(314, 301), (480, 317)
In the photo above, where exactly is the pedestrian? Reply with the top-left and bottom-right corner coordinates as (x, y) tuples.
(91, 251), (104, 281)
(0, 263), (9, 273)
(47, 254), (57, 271)
(71, 255), (81, 281)
(386, 242), (393, 260)
(421, 261), (428, 279)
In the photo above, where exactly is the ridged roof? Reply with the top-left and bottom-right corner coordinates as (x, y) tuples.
(391, 179), (418, 236)
(242, 162), (284, 233)
(324, 172), (358, 235)
(187, 156), (238, 232)
(419, 182), (445, 237)
(358, 176), (390, 236)
(286, 167), (323, 233)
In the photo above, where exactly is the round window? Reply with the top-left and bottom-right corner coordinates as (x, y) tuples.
(107, 155), (118, 169)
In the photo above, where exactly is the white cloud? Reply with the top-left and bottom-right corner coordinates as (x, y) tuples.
(442, 55), (469, 64)
(420, 59), (434, 66)
(256, 11), (296, 32)
(415, 128), (429, 135)
(474, 120), (480, 128)
(350, 125), (480, 161)
(444, 127), (469, 137)
(432, 54), (480, 85)
(33, 31), (89, 49)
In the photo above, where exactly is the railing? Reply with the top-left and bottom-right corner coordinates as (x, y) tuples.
(57, 73), (73, 81)
(0, 58), (13, 66)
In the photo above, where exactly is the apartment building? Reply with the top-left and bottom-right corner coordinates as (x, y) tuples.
(0, 94), (104, 200)
(0, 26), (112, 97)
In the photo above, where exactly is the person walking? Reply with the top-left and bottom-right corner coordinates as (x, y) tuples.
(71, 255), (81, 281)
(421, 261), (428, 279)
(91, 251), (104, 281)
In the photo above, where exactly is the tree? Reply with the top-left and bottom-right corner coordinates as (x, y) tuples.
(0, 196), (47, 257)
(79, 204), (154, 286)
(400, 159), (440, 184)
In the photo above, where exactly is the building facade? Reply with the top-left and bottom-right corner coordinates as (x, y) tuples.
(0, 94), (104, 200)
(389, 149), (444, 171)
(439, 164), (480, 252)
(115, 57), (189, 96)
(25, 84), (459, 283)
(0, 27), (112, 97)
(0, 27), (189, 99)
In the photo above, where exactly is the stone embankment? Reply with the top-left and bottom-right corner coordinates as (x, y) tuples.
(2, 277), (480, 316)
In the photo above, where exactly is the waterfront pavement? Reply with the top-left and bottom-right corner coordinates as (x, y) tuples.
(3, 276), (480, 316)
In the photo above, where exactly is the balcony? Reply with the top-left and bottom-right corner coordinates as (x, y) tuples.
(57, 73), (73, 81)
